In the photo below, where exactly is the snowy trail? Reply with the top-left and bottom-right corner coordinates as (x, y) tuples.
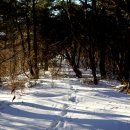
(0, 76), (130, 130)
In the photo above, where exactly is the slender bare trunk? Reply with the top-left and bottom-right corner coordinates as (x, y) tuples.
(32, 0), (39, 79)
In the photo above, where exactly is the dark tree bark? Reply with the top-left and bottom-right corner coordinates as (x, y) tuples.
(44, 43), (49, 71)
(32, 0), (39, 79)
(26, 0), (34, 77)
(99, 47), (106, 78)
(76, 46), (81, 68)
(89, 48), (98, 85)
(65, 49), (82, 78)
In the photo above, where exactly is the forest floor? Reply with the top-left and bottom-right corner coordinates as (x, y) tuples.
(0, 69), (130, 130)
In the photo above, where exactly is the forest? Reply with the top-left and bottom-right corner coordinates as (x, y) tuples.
(1, 1), (130, 130)
(0, 0), (130, 90)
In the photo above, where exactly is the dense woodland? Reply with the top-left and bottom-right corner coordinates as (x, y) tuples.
(0, 0), (130, 90)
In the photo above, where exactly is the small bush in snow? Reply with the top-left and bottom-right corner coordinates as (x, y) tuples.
(80, 78), (94, 85)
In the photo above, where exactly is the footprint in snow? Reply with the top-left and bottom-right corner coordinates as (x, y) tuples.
(61, 110), (67, 116)
(68, 96), (77, 102)
(111, 106), (119, 109)
(49, 121), (59, 130)
(56, 121), (65, 128)
(63, 104), (69, 109)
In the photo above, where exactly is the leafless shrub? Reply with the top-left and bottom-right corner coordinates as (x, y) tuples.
(0, 80), (26, 92)
(50, 67), (61, 79)
(80, 77), (94, 85)
(11, 80), (26, 92)
(49, 58), (62, 79)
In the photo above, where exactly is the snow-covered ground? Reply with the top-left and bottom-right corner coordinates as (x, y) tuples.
(0, 69), (130, 130)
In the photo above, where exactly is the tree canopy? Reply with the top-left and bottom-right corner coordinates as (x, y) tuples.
(0, 0), (130, 89)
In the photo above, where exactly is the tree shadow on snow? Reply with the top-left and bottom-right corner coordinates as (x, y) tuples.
(0, 101), (130, 130)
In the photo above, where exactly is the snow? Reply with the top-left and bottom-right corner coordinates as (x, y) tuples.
(0, 32), (6, 36)
(0, 70), (130, 130)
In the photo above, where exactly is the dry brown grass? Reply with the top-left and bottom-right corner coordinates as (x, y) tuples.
(1, 80), (26, 92)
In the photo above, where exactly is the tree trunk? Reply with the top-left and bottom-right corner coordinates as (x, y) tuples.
(26, 0), (34, 77)
(89, 47), (98, 85)
(32, 0), (39, 79)
(76, 46), (81, 68)
(123, 52), (130, 89)
(65, 50), (82, 78)
(99, 47), (106, 78)
(44, 43), (49, 71)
